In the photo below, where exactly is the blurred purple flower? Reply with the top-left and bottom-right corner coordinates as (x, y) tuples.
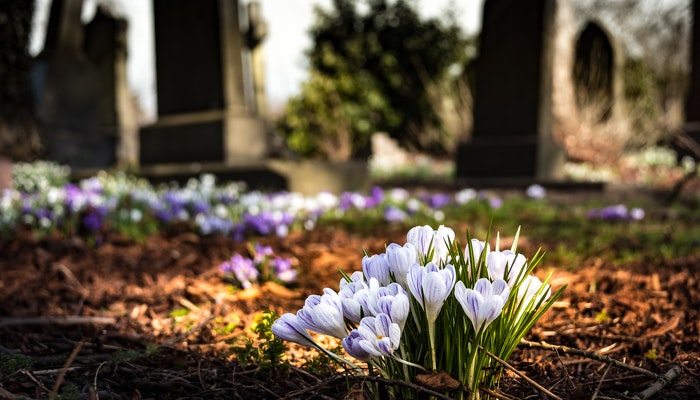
(588, 204), (645, 221)
(82, 206), (107, 233)
(383, 206), (407, 223)
(273, 256), (297, 283)
(365, 186), (384, 208)
(428, 193), (451, 209)
(219, 254), (259, 289)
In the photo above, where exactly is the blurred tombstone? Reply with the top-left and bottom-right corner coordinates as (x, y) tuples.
(678, 0), (700, 160)
(34, 0), (134, 170)
(84, 6), (139, 168)
(139, 0), (268, 166)
(456, 0), (566, 184)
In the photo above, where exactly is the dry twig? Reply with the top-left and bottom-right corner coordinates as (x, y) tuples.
(282, 374), (455, 400)
(0, 316), (116, 327)
(49, 341), (83, 400)
(631, 364), (683, 400)
(520, 339), (659, 379)
(481, 346), (563, 400)
(590, 363), (612, 400)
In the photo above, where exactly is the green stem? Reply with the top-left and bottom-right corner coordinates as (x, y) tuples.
(394, 356), (427, 371)
(399, 343), (411, 379)
(428, 322), (437, 371)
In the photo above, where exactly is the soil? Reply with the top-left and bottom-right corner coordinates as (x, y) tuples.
(1, 215), (699, 399)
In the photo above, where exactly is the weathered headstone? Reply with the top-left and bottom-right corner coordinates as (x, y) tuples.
(84, 6), (139, 167)
(683, 0), (700, 154)
(140, 0), (268, 166)
(34, 0), (133, 170)
(35, 0), (105, 169)
(456, 0), (565, 183)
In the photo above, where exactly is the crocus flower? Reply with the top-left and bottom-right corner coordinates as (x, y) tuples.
(338, 280), (371, 323)
(454, 278), (510, 333)
(465, 238), (490, 277)
(517, 275), (551, 304)
(273, 257), (296, 283)
(455, 188), (477, 205)
(362, 254), (391, 286)
(487, 250), (527, 287)
(385, 242), (417, 288)
(219, 254), (259, 289)
(297, 288), (348, 339)
(355, 313), (401, 358)
(341, 330), (372, 360)
(407, 262), (456, 324)
(407, 225), (455, 265)
(384, 206), (408, 223)
(366, 279), (410, 331)
(271, 313), (317, 348)
(526, 184), (546, 199)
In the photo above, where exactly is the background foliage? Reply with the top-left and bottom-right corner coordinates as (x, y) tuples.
(276, 0), (475, 160)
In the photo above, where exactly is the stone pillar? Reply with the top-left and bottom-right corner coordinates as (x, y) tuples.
(247, 1), (268, 117)
(140, 0), (267, 166)
(455, 0), (565, 184)
(220, 0), (267, 162)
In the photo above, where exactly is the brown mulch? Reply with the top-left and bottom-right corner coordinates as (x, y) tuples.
(1, 222), (699, 399)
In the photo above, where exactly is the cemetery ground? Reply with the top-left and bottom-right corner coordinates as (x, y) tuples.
(1, 186), (699, 399)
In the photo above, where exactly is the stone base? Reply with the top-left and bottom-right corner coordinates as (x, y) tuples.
(44, 130), (117, 169)
(224, 116), (268, 161)
(139, 112), (268, 166)
(140, 120), (224, 165)
(456, 135), (565, 183)
(269, 159), (369, 195)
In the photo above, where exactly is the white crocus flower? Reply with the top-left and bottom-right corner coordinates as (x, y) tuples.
(407, 262), (456, 324)
(338, 280), (370, 324)
(385, 242), (417, 288)
(362, 253), (391, 286)
(271, 313), (318, 348)
(356, 313), (401, 358)
(486, 250), (528, 287)
(366, 279), (410, 331)
(296, 288), (348, 339)
(454, 278), (510, 334)
(407, 225), (455, 265)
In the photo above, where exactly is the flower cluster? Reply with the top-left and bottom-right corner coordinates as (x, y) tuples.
(272, 225), (563, 399)
(587, 204), (645, 221)
(219, 243), (296, 288)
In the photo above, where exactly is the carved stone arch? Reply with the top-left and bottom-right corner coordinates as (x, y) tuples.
(572, 21), (618, 122)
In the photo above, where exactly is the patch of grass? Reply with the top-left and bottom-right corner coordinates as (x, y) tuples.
(233, 310), (288, 369)
(169, 308), (190, 318)
(0, 353), (33, 375)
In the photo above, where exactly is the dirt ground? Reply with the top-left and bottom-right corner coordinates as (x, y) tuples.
(1, 217), (699, 399)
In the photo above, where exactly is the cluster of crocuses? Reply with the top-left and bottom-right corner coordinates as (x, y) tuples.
(587, 204), (645, 221)
(219, 243), (297, 289)
(272, 225), (564, 399)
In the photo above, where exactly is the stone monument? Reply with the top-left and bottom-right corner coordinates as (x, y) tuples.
(681, 0), (700, 158)
(455, 0), (566, 184)
(34, 0), (134, 170)
(139, 0), (268, 166)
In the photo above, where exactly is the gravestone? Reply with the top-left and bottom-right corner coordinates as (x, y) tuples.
(34, 0), (133, 169)
(455, 0), (565, 183)
(140, 0), (268, 166)
(682, 0), (700, 158)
